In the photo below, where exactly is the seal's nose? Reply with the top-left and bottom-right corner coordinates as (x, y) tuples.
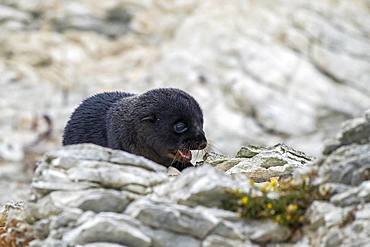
(195, 133), (207, 150)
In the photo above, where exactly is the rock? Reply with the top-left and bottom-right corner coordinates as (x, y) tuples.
(1, 0), (370, 246)
(243, 220), (292, 243)
(29, 239), (68, 247)
(354, 204), (370, 221)
(206, 144), (313, 182)
(203, 235), (255, 247)
(0, 201), (24, 227)
(317, 183), (353, 198)
(318, 114), (370, 186)
(303, 200), (370, 247)
(62, 213), (151, 247)
(2, 0), (370, 207)
(47, 144), (167, 172)
(18, 143), (299, 246)
(323, 115), (370, 155)
(153, 165), (253, 207)
(140, 0), (370, 156)
(167, 166), (182, 176)
(295, 113), (370, 246)
(0, 4), (31, 23)
(0, 139), (24, 162)
(202, 152), (229, 164)
(322, 229), (344, 247)
(65, 161), (166, 189)
(305, 201), (351, 229)
(47, 189), (137, 213)
(125, 198), (219, 239)
(236, 145), (266, 158)
(211, 216), (245, 239)
(208, 158), (242, 173)
(330, 181), (370, 207)
(32, 144), (168, 196)
(0, 163), (30, 205)
(147, 228), (200, 247)
(78, 243), (127, 247)
(4, 110), (370, 246)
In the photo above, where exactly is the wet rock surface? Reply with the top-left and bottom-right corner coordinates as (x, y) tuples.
(1, 112), (369, 246)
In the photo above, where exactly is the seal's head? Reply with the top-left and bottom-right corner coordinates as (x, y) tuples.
(131, 88), (207, 168)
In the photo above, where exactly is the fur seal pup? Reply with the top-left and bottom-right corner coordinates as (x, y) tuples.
(63, 88), (207, 171)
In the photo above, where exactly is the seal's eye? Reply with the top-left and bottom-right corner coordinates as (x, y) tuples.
(174, 122), (188, 134)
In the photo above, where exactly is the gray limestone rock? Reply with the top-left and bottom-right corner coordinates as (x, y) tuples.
(125, 198), (219, 239)
(47, 144), (167, 172)
(319, 114), (370, 186)
(48, 189), (137, 213)
(8, 112), (370, 246)
(62, 213), (151, 247)
(242, 220), (292, 243)
(153, 165), (253, 207)
(31, 144), (168, 197)
(23, 144), (300, 246)
(305, 201), (351, 229)
(202, 235), (256, 247)
(2, 0), (370, 206)
(205, 144), (313, 182)
(323, 114), (370, 155)
(1, 1), (370, 245)
(78, 244), (127, 247)
(330, 181), (370, 207)
(146, 228), (200, 247)
(0, 4), (31, 24)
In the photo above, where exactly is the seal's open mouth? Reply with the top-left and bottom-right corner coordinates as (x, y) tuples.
(168, 149), (192, 163)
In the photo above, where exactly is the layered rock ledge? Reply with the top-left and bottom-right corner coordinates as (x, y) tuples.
(1, 111), (370, 246)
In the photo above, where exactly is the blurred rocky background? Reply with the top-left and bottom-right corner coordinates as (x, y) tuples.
(0, 0), (369, 204)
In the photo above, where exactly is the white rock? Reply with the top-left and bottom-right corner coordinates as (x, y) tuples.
(63, 212), (151, 247)
(125, 198), (219, 239)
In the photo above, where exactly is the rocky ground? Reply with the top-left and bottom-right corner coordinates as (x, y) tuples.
(0, 0), (369, 232)
(2, 105), (370, 246)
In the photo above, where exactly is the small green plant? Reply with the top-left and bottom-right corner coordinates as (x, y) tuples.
(222, 175), (327, 228)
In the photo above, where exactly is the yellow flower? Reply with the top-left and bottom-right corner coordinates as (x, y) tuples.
(275, 215), (282, 223)
(286, 214), (292, 221)
(235, 188), (243, 195)
(287, 204), (298, 212)
(270, 177), (279, 187)
(240, 196), (249, 206)
(266, 203), (273, 209)
(260, 182), (269, 193)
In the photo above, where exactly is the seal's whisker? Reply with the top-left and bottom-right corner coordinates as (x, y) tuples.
(195, 150), (200, 162)
(200, 149), (206, 157)
(170, 150), (178, 167)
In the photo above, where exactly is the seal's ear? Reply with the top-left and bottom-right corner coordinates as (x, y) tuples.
(141, 114), (157, 123)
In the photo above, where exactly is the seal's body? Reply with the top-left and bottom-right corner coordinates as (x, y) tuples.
(63, 88), (207, 170)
